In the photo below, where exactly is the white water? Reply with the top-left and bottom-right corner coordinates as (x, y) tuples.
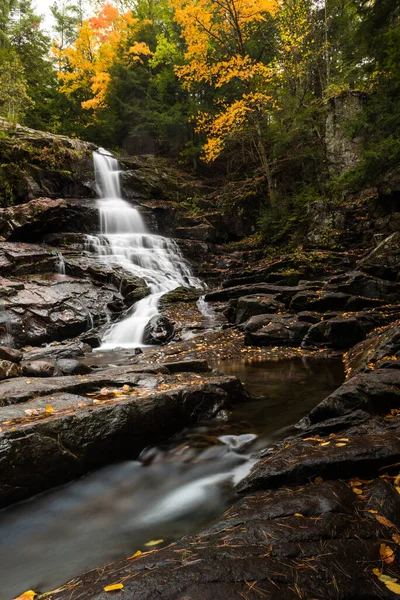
(56, 251), (66, 276)
(88, 149), (203, 348)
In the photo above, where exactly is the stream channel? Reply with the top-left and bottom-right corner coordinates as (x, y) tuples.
(0, 151), (345, 598)
(0, 355), (344, 599)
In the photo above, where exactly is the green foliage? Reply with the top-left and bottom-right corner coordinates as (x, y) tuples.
(258, 185), (326, 247)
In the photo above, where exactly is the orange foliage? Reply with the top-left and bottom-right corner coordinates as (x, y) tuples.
(54, 3), (152, 111)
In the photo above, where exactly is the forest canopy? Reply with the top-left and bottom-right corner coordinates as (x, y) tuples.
(0, 0), (399, 222)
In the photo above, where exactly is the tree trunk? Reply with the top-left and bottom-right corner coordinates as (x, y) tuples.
(253, 117), (276, 207)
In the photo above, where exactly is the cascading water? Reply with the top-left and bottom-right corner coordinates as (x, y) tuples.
(87, 149), (203, 348)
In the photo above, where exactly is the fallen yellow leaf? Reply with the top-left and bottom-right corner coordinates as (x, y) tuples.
(378, 574), (398, 584)
(45, 405), (54, 415)
(372, 568), (382, 576)
(392, 533), (400, 544)
(13, 591), (36, 600)
(104, 584), (124, 592)
(337, 438), (349, 442)
(294, 513), (304, 518)
(385, 581), (400, 594)
(335, 443), (347, 447)
(321, 441), (330, 446)
(144, 539), (164, 547)
(314, 476), (323, 484)
(368, 509), (378, 514)
(352, 487), (363, 495)
(127, 550), (142, 560)
(376, 515), (396, 529)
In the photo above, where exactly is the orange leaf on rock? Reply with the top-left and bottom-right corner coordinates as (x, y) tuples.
(12, 591), (36, 600)
(380, 543), (395, 564)
(376, 515), (396, 529)
(127, 550), (142, 560)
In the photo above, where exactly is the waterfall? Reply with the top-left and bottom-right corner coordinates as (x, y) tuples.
(56, 251), (66, 276)
(89, 149), (203, 348)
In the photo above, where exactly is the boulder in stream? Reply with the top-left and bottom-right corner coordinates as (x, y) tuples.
(143, 315), (175, 345)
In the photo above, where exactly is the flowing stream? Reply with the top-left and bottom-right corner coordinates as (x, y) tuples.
(0, 357), (344, 599)
(86, 149), (203, 348)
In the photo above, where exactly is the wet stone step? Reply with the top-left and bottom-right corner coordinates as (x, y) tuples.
(0, 369), (250, 508)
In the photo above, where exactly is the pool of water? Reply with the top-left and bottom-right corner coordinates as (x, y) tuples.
(0, 357), (344, 599)
(214, 356), (345, 440)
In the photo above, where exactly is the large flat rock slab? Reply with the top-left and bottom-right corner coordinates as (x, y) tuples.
(47, 474), (400, 600)
(0, 366), (249, 507)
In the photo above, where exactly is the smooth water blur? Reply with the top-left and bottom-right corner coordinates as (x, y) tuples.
(88, 149), (203, 348)
(0, 433), (254, 600)
(0, 357), (344, 598)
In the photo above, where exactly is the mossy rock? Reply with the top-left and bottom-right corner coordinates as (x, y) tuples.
(159, 287), (200, 307)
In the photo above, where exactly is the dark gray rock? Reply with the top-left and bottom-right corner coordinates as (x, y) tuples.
(239, 416), (400, 492)
(345, 320), (400, 377)
(244, 314), (310, 347)
(234, 295), (285, 325)
(307, 368), (400, 423)
(56, 359), (92, 375)
(0, 371), (249, 507)
(302, 316), (366, 350)
(143, 315), (175, 345)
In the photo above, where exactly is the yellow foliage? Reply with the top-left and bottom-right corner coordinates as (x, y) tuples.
(171, 0), (278, 162)
(54, 2), (152, 111)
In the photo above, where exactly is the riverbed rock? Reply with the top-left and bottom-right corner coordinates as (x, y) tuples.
(143, 315), (175, 345)
(0, 277), (124, 348)
(302, 316), (366, 350)
(345, 320), (400, 377)
(234, 295), (285, 325)
(0, 360), (20, 380)
(22, 340), (91, 362)
(244, 314), (310, 347)
(306, 367), (400, 423)
(0, 369), (250, 507)
(0, 198), (98, 242)
(55, 359), (92, 375)
(0, 346), (22, 363)
(21, 360), (58, 378)
(239, 415), (400, 492)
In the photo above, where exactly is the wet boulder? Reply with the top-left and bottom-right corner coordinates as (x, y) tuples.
(345, 320), (400, 377)
(302, 316), (366, 350)
(234, 294), (285, 325)
(143, 315), (175, 345)
(307, 368), (400, 423)
(56, 359), (92, 376)
(244, 314), (310, 347)
(22, 340), (91, 362)
(0, 277), (124, 348)
(0, 346), (22, 363)
(0, 360), (20, 380)
(21, 360), (59, 378)
(0, 198), (98, 242)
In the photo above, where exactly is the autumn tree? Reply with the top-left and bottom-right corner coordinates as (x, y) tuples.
(55, 2), (152, 112)
(171, 0), (278, 201)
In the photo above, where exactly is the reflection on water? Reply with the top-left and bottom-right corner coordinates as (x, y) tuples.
(0, 357), (344, 599)
(215, 357), (345, 440)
